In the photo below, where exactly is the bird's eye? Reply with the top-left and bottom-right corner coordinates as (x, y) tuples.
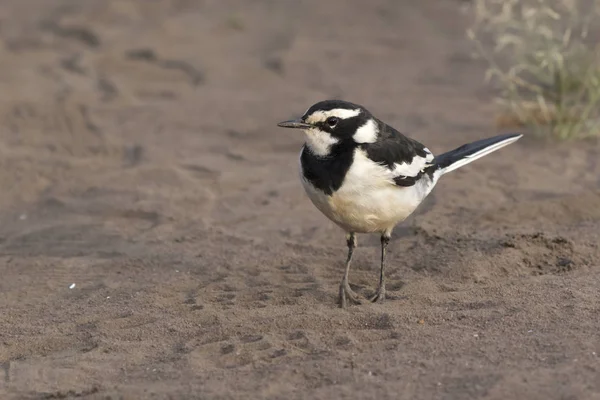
(326, 117), (339, 127)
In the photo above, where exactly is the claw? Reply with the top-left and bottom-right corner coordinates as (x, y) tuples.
(369, 287), (386, 303)
(339, 280), (363, 308)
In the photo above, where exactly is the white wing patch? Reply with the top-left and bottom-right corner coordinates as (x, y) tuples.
(353, 119), (379, 143)
(391, 148), (434, 179)
(423, 148), (434, 160)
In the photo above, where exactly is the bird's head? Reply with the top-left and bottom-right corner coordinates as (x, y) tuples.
(277, 100), (380, 156)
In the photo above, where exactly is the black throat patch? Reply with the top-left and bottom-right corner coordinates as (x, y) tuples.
(300, 143), (355, 196)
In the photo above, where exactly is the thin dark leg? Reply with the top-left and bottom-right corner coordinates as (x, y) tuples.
(338, 233), (362, 308)
(370, 234), (390, 303)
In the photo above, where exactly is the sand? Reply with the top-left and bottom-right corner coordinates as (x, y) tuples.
(0, 1), (599, 399)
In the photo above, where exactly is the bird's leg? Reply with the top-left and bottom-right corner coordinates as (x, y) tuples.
(370, 233), (390, 303)
(338, 232), (362, 308)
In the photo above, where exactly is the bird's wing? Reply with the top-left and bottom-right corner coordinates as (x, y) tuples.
(361, 123), (434, 187)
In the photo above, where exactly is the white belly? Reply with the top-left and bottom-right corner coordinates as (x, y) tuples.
(300, 149), (437, 234)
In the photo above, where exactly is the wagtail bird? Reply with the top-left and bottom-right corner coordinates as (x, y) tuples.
(277, 100), (522, 308)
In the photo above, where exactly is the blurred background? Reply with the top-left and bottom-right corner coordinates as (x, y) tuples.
(0, 1), (599, 399)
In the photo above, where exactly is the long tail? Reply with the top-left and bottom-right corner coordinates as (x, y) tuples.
(432, 133), (523, 175)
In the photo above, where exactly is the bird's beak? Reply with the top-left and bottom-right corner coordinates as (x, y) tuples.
(277, 119), (312, 129)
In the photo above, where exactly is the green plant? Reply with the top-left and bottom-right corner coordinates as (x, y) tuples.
(467, 0), (600, 139)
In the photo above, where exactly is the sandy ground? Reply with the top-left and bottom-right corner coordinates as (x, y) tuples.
(0, 1), (599, 399)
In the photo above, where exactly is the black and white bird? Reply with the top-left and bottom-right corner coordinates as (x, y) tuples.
(277, 100), (522, 308)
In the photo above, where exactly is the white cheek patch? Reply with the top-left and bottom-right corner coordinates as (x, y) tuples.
(305, 108), (361, 124)
(304, 128), (339, 157)
(353, 119), (379, 143)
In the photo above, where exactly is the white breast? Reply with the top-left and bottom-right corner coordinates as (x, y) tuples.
(300, 149), (438, 234)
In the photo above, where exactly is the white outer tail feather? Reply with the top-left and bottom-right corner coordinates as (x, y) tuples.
(440, 134), (522, 175)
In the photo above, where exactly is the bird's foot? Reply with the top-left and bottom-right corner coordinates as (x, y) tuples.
(369, 286), (386, 303)
(338, 280), (363, 308)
